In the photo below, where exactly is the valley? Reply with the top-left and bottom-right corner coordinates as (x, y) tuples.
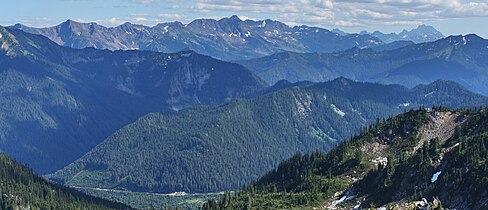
(0, 25), (266, 173)
(76, 187), (221, 210)
(0, 10), (487, 210)
(47, 77), (488, 196)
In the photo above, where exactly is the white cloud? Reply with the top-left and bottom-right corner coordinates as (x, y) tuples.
(166, 0), (488, 28)
(6, 0), (488, 30)
(93, 16), (162, 26)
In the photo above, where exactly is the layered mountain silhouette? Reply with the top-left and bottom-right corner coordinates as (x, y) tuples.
(240, 34), (488, 95)
(49, 78), (488, 194)
(0, 26), (267, 173)
(360, 24), (444, 43)
(14, 18), (445, 61)
(12, 16), (389, 60)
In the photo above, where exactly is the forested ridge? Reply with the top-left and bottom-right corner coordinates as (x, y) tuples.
(2, 18), (488, 210)
(0, 153), (132, 210)
(240, 34), (488, 95)
(0, 25), (267, 173)
(203, 107), (488, 209)
(50, 78), (488, 195)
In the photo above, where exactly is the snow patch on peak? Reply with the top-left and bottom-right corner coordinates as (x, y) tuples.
(260, 20), (266, 28)
(0, 33), (3, 39)
(163, 26), (169, 33)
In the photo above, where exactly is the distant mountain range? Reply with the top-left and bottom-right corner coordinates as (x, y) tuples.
(204, 107), (488, 209)
(11, 16), (442, 61)
(1, 14), (487, 210)
(48, 77), (488, 194)
(0, 26), (267, 174)
(240, 34), (488, 95)
(359, 24), (444, 43)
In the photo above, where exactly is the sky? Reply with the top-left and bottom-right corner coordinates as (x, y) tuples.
(1, 0), (488, 37)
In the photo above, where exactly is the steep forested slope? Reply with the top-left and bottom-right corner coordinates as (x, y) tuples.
(50, 78), (488, 194)
(0, 26), (267, 173)
(203, 107), (488, 210)
(240, 34), (488, 95)
(0, 153), (132, 210)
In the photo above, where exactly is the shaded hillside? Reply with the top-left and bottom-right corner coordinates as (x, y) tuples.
(0, 153), (132, 209)
(49, 78), (488, 194)
(239, 34), (488, 95)
(0, 26), (267, 173)
(203, 107), (488, 210)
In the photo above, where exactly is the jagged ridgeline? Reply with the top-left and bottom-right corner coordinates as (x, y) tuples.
(239, 34), (488, 95)
(0, 152), (132, 209)
(203, 107), (488, 209)
(13, 16), (386, 61)
(50, 78), (488, 195)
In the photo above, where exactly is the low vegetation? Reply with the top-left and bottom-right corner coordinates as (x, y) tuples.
(203, 107), (488, 209)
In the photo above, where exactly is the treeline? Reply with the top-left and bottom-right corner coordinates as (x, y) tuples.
(202, 107), (488, 209)
(0, 153), (132, 210)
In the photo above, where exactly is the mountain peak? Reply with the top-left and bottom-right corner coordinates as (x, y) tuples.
(416, 24), (433, 30)
(12, 23), (27, 30)
(332, 28), (347, 36)
(120, 22), (134, 27)
(365, 24), (444, 43)
(61, 19), (80, 26)
(464, 33), (484, 40)
(441, 34), (486, 46)
(217, 15), (243, 25)
(228, 15), (242, 21)
(58, 19), (90, 31)
(413, 24), (439, 33)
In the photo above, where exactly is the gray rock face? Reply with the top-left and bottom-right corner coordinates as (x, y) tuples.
(12, 16), (385, 61)
(367, 24), (444, 43)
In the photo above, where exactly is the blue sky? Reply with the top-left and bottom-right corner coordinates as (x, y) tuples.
(1, 0), (488, 37)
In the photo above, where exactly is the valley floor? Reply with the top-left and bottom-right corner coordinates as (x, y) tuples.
(76, 187), (222, 209)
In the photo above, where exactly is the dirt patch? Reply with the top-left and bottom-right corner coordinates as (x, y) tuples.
(414, 111), (465, 153)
